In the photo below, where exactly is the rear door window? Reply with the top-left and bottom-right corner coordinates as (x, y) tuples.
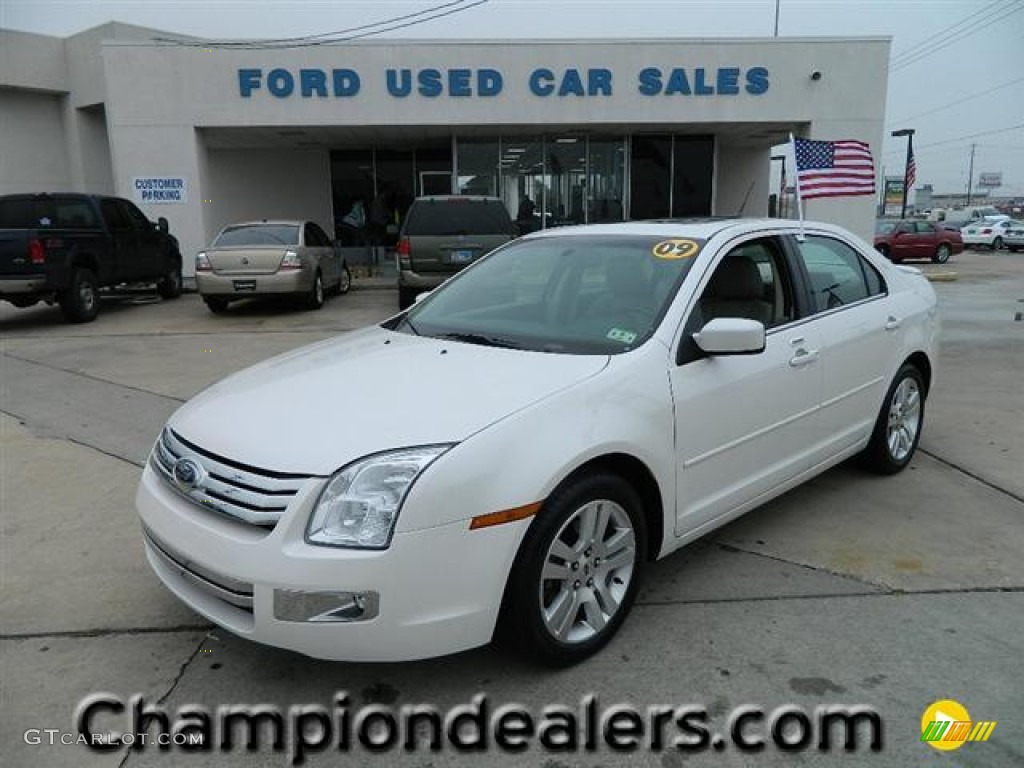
(404, 201), (512, 236)
(54, 198), (100, 228)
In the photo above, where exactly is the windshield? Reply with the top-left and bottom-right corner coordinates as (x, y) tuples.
(396, 234), (703, 354)
(213, 224), (299, 247)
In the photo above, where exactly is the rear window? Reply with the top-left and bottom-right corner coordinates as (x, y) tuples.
(404, 200), (512, 236)
(213, 224), (300, 247)
(0, 197), (100, 229)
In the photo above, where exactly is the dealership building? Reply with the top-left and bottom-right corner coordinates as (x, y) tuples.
(1, 23), (890, 276)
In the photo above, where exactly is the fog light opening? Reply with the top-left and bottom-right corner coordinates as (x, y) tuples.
(273, 589), (379, 623)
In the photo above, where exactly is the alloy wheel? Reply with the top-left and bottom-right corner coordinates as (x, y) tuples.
(886, 377), (921, 462)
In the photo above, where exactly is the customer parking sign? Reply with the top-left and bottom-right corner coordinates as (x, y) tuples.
(133, 176), (188, 204)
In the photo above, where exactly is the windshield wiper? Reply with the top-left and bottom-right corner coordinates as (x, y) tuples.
(435, 332), (522, 349)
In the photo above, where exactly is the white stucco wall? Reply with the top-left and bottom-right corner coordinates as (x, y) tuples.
(0, 90), (71, 194)
(715, 144), (771, 217)
(201, 146), (333, 250)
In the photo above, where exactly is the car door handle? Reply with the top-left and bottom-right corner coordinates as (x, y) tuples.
(884, 316), (902, 331)
(789, 348), (819, 367)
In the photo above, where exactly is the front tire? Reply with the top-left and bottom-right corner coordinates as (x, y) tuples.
(502, 473), (647, 666)
(932, 244), (951, 264)
(861, 363), (925, 475)
(156, 256), (183, 299)
(992, 236), (1003, 251)
(58, 267), (99, 323)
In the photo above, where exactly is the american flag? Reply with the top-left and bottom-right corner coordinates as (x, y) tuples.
(904, 145), (916, 190)
(793, 137), (876, 200)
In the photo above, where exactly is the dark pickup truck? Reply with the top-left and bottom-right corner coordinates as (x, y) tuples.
(0, 193), (183, 322)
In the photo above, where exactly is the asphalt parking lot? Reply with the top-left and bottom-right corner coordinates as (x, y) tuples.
(2, 249), (1023, 767)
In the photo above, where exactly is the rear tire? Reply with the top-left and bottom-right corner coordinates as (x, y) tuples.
(398, 286), (418, 310)
(861, 363), (925, 475)
(156, 256), (183, 299)
(306, 272), (325, 310)
(992, 236), (1003, 251)
(203, 296), (229, 314)
(501, 472), (647, 666)
(932, 244), (951, 264)
(58, 267), (99, 323)
(876, 245), (890, 260)
(337, 265), (352, 295)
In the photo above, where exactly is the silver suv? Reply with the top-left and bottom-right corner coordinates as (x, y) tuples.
(396, 196), (515, 309)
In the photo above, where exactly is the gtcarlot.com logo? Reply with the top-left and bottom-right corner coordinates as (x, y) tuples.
(920, 699), (996, 751)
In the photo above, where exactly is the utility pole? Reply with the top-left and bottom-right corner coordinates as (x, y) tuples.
(966, 143), (976, 206)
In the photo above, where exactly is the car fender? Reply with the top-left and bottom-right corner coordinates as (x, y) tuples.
(397, 340), (677, 557)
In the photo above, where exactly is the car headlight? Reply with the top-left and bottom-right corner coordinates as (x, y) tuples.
(306, 446), (452, 549)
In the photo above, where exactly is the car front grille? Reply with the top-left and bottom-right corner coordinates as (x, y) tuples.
(151, 427), (311, 528)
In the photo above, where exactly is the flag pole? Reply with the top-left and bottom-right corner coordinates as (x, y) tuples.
(789, 133), (805, 241)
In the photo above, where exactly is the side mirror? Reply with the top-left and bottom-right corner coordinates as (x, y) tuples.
(157, 217), (169, 234)
(694, 317), (766, 356)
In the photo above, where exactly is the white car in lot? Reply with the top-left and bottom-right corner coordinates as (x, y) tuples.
(960, 218), (1012, 250)
(137, 219), (938, 665)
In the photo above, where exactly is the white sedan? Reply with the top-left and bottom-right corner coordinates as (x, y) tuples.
(137, 219), (938, 665)
(960, 218), (1012, 250)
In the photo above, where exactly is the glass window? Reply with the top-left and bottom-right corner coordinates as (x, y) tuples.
(309, 222), (331, 246)
(53, 198), (100, 228)
(588, 137), (626, 223)
(795, 235), (885, 312)
(630, 135), (672, 220)
(214, 224), (300, 247)
(696, 238), (793, 328)
(500, 136), (544, 234)
(671, 136), (713, 217)
(545, 135), (586, 227)
(0, 198), (44, 228)
(119, 201), (152, 230)
(875, 220), (897, 234)
(331, 149), (374, 245)
(456, 138), (499, 198)
(914, 222), (936, 234)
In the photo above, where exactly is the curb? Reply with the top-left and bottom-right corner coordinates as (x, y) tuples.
(924, 272), (958, 282)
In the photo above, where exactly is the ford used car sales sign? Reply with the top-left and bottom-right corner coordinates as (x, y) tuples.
(133, 177), (188, 204)
(237, 66), (770, 99)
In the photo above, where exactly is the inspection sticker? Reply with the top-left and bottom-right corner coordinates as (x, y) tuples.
(652, 238), (700, 260)
(606, 328), (638, 344)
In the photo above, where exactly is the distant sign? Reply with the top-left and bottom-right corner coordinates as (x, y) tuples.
(978, 172), (1002, 188)
(133, 177), (187, 204)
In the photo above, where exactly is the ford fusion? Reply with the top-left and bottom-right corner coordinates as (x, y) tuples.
(137, 219), (938, 665)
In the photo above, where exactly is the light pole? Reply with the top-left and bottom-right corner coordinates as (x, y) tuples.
(891, 128), (915, 219)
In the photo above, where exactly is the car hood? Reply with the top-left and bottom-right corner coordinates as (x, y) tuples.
(168, 326), (610, 475)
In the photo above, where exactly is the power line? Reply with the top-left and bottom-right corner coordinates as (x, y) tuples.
(887, 76), (1024, 126)
(890, 2), (1023, 72)
(155, 0), (489, 49)
(883, 123), (1024, 156)
(889, 0), (1008, 67)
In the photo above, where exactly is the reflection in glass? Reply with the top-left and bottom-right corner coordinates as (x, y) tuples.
(456, 139), (499, 197)
(588, 137), (626, 223)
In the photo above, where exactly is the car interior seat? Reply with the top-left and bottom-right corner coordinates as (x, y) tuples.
(700, 254), (772, 326)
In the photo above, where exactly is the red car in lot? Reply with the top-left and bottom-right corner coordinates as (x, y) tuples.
(874, 219), (963, 264)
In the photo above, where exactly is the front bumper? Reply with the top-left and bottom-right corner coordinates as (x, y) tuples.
(196, 269), (313, 296)
(136, 464), (527, 661)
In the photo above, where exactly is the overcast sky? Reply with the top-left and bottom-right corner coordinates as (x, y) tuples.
(3, 0), (1023, 199)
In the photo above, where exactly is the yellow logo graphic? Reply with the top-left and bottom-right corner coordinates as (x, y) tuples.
(652, 239), (700, 260)
(920, 699), (996, 751)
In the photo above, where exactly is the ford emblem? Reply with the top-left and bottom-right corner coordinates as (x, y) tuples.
(172, 457), (206, 490)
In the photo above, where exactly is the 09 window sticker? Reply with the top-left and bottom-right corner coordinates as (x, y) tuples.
(652, 239), (700, 260)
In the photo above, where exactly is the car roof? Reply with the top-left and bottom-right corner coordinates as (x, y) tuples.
(223, 220), (307, 227)
(519, 217), (848, 241)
